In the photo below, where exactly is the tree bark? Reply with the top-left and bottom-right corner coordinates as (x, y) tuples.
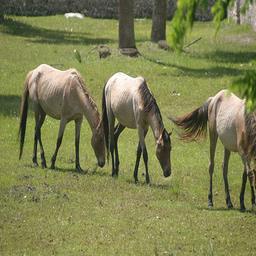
(151, 0), (167, 42)
(118, 0), (136, 51)
(236, 0), (241, 25)
(0, 1), (4, 23)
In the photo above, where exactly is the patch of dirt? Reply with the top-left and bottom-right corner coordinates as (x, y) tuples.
(9, 183), (69, 202)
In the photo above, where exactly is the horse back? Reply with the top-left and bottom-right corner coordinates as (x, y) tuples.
(105, 72), (146, 129)
(28, 64), (84, 120)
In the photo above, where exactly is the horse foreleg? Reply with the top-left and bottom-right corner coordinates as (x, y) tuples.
(241, 157), (256, 211)
(51, 118), (67, 170)
(133, 143), (142, 183)
(114, 123), (125, 176)
(240, 162), (247, 211)
(222, 148), (233, 209)
(208, 130), (217, 208)
(138, 128), (149, 184)
(75, 118), (83, 173)
(142, 146), (149, 184)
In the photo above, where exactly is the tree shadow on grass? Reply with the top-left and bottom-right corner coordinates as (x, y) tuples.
(196, 205), (255, 214)
(0, 95), (20, 117)
(198, 50), (256, 64)
(125, 178), (172, 190)
(42, 166), (110, 177)
(1, 18), (114, 45)
(141, 55), (241, 78)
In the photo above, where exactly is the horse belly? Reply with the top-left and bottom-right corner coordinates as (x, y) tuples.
(113, 107), (137, 129)
(39, 97), (63, 120)
(217, 117), (238, 152)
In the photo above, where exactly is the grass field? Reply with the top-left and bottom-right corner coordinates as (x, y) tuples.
(1, 15), (256, 255)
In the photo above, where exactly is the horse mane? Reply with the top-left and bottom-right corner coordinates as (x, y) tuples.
(71, 70), (100, 121)
(245, 112), (256, 158)
(138, 80), (163, 123)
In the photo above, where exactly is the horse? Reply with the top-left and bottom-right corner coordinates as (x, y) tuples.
(102, 72), (172, 184)
(18, 64), (105, 172)
(170, 89), (256, 211)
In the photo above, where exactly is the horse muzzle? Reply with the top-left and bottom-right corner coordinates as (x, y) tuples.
(163, 169), (171, 178)
(98, 160), (105, 168)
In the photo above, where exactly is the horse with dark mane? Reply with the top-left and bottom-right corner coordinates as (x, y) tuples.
(102, 72), (172, 184)
(19, 64), (105, 172)
(170, 89), (256, 211)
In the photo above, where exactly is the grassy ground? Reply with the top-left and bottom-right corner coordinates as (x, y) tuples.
(0, 15), (256, 255)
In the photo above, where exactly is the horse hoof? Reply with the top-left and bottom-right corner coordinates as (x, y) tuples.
(41, 162), (47, 169)
(112, 172), (118, 178)
(227, 203), (233, 209)
(50, 164), (55, 170)
(240, 207), (246, 212)
(76, 166), (84, 173)
(33, 162), (39, 168)
(208, 202), (213, 209)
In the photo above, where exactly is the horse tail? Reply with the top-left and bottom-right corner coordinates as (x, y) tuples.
(169, 98), (212, 141)
(18, 71), (32, 159)
(102, 83), (109, 161)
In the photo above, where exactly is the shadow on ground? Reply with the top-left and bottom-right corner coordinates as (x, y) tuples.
(1, 18), (114, 45)
(197, 50), (256, 64)
(141, 55), (245, 78)
(0, 95), (20, 117)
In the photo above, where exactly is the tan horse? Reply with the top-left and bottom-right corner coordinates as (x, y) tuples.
(170, 89), (256, 211)
(102, 72), (171, 184)
(19, 64), (105, 172)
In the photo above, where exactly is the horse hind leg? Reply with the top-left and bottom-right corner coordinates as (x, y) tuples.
(32, 111), (39, 167)
(208, 130), (218, 208)
(50, 118), (67, 170)
(222, 148), (233, 209)
(108, 113), (116, 177)
(37, 111), (47, 168)
(114, 123), (125, 176)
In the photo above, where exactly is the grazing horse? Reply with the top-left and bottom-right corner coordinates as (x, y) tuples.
(170, 89), (256, 211)
(102, 72), (172, 184)
(18, 64), (105, 172)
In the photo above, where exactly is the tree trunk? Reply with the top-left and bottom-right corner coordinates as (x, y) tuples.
(236, 0), (241, 25)
(0, 1), (4, 23)
(151, 0), (167, 42)
(118, 0), (138, 56)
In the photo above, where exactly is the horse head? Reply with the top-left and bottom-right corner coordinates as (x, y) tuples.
(155, 129), (172, 178)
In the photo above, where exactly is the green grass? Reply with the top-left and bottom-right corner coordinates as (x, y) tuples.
(1, 15), (256, 255)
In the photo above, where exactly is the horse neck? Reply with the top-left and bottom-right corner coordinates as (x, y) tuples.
(82, 96), (100, 132)
(147, 111), (164, 141)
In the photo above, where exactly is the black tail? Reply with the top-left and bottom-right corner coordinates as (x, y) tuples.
(169, 98), (211, 141)
(102, 83), (109, 161)
(18, 71), (31, 159)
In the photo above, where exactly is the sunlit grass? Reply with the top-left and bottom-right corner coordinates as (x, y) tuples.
(0, 15), (256, 255)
